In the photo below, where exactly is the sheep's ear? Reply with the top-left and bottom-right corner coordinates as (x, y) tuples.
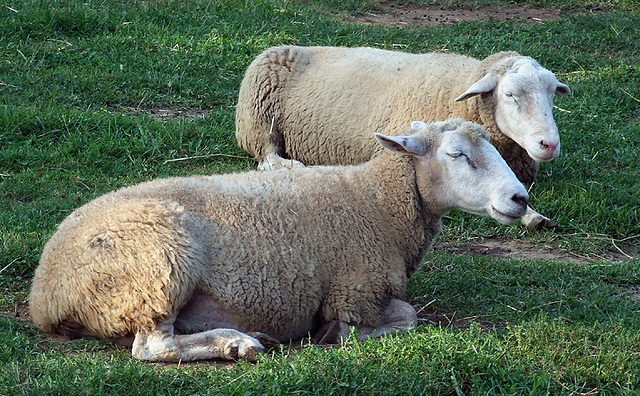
(375, 133), (429, 157)
(454, 73), (499, 102)
(556, 82), (570, 97)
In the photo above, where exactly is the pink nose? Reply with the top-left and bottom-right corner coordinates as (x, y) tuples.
(540, 140), (559, 153)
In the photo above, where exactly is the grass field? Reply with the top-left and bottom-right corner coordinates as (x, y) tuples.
(1, 0), (639, 394)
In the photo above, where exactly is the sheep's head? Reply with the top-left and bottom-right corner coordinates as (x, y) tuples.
(454, 57), (570, 163)
(375, 119), (529, 224)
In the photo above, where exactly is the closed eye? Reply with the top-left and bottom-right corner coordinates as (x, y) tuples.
(447, 152), (476, 169)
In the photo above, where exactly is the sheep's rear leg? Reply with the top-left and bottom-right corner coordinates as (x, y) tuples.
(313, 299), (417, 344)
(521, 206), (557, 230)
(258, 152), (306, 171)
(355, 299), (418, 340)
(132, 322), (264, 362)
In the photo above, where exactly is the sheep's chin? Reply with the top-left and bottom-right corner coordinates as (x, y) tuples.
(490, 206), (523, 225)
(529, 152), (557, 164)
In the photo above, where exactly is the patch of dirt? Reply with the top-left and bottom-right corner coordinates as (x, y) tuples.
(434, 237), (631, 264)
(350, 2), (565, 28)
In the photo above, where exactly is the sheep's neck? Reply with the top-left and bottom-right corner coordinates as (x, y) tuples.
(363, 154), (443, 276)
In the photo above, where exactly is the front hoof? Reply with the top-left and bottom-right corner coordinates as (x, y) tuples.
(224, 338), (265, 361)
(258, 154), (306, 171)
(526, 216), (558, 231)
(239, 345), (263, 362)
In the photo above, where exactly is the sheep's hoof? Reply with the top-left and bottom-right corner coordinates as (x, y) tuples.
(526, 217), (558, 231)
(225, 337), (265, 361)
(239, 345), (263, 362)
(246, 331), (280, 349)
(312, 320), (350, 344)
(258, 154), (306, 171)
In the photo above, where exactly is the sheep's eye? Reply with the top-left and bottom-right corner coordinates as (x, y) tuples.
(506, 91), (520, 105)
(447, 152), (476, 169)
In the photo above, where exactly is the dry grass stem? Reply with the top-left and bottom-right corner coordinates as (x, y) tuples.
(163, 153), (254, 164)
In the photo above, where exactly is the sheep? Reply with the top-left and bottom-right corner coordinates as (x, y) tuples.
(235, 45), (570, 230)
(29, 119), (529, 362)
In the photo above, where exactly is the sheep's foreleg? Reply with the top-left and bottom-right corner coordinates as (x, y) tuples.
(521, 206), (557, 230)
(258, 152), (306, 171)
(131, 321), (264, 362)
(313, 299), (418, 344)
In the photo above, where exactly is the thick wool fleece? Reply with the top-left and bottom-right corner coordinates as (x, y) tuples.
(29, 151), (441, 341)
(235, 46), (538, 185)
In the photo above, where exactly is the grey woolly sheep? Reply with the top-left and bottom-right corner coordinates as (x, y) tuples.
(30, 119), (528, 362)
(235, 45), (570, 230)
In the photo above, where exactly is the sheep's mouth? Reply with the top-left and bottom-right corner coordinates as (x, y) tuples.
(531, 153), (557, 163)
(527, 144), (561, 163)
(491, 205), (523, 223)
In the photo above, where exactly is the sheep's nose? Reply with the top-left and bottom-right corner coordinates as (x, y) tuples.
(512, 193), (529, 209)
(540, 140), (559, 154)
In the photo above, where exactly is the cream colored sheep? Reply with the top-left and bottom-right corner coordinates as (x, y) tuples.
(235, 45), (570, 230)
(30, 119), (528, 362)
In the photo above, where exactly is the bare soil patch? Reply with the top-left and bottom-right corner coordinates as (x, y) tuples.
(350, 2), (565, 28)
(434, 237), (631, 264)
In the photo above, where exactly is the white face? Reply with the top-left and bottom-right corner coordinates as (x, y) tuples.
(432, 128), (529, 224)
(376, 120), (530, 224)
(493, 61), (570, 163)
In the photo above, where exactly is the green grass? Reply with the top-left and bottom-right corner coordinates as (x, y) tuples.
(1, 0), (640, 394)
